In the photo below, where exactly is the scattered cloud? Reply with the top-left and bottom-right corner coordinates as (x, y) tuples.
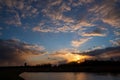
(89, 0), (120, 28)
(33, 26), (53, 33)
(32, 20), (94, 33)
(114, 30), (120, 36)
(60, 3), (71, 11)
(110, 38), (120, 46)
(71, 37), (92, 47)
(0, 27), (2, 30)
(24, 44), (45, 51)
(5, 10), (22, 26)
(41, 0), (74, 23)
(50, 0), (62, 6)
(86, 46), (104, 52)
(0, 0), (41, 27)
(55, 48), (80, 53)
(42, 9), (74, 23)
(70, 0), (94, 6)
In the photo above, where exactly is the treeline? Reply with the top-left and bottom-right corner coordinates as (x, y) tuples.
(30, 60), (120, 72)
(36, 60), (120, 67)
(1, 60), (120, 72)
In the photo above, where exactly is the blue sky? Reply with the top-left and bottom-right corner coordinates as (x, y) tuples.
(0, 0), (120, 53)
(0, 0), (120, 65)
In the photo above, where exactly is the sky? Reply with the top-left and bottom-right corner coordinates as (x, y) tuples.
(0, 0), (120, 66)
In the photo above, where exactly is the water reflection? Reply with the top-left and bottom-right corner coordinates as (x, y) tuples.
(20, 72), (120, 80)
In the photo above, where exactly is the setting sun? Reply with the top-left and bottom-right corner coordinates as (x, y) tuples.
(75, 55), (80, 61)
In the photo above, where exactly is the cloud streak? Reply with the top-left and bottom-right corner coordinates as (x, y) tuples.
(81, 28), (106, 37)
(71, 37), (92, 47)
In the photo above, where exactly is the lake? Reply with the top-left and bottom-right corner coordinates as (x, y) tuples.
(20, 72), (120, 80)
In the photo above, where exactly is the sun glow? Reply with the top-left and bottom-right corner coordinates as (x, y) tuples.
(72, 55), (92, 63)
(54, 50), (93, 64)
(74, 55), (81, 61)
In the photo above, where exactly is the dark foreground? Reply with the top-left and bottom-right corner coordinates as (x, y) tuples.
(1, 60), (120, 80)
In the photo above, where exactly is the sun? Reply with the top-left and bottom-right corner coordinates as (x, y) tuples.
(73, 55), (91, 63)
(75, 55), (80, 61)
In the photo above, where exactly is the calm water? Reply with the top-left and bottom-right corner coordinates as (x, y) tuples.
(20, 72), (120, 80)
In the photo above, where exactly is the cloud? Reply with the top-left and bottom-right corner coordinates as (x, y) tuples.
(0, 38), (119, 66)
(0, 39), (45, 66)
(81, 28), (106, 37)
(98, 50), (120, 60)
(46, 49), (93, 64)
(52, 51), (92, 64)
(5, 10), (22, 26)
(32, 20), (94, 33)
(85, 46), (120, 60)
(110, 38), (120, 46)
(42, 9), (74, 23)
(24, 44), (45, 51)
(31, 8), (38, 14)
(56, 26), (71, 32)
(16, 0), (24, 10)
(114, 30), (120, 36)
(51, 46), (120, 64)
(73, 20), (95, 30)
(0, 27), (2, 30)
(2, 0), (24, 10)
(3, 0), (13, 8)
(71, 37), (92, 47)
(33, 26), (54, 33)
(70, 0), (94, 6)
(96, 46), (120, 60)
(0, 0), (40, 27)
(82, 32), (106, 37)
(50, 0), (62, 6)
(42, 0), (74, 23)
(60, 3), (71, 11)
(89, 0), (120, 28)
(22, 46), (120, 65)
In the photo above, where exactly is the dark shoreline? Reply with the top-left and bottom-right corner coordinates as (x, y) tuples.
(1, 60), (120, 80)
(0, 66), (120, 80)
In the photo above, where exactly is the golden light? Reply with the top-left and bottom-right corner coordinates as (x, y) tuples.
(54, 51), (93, 63)
(72, 54), (92, 63)
(74, 55), (81, 61)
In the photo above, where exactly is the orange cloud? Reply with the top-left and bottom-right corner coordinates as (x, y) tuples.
(82, 32), (106, 37)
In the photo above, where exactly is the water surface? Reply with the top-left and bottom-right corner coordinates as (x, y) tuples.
(20, 72), (120, 80)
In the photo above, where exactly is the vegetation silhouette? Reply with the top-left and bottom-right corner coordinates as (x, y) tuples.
(1, 60), (120, 80)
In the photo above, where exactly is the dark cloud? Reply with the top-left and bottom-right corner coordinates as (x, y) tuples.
(0, 39), (44, 66)
(48, 46), (120, 64)
(86, 46), (120, 60)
